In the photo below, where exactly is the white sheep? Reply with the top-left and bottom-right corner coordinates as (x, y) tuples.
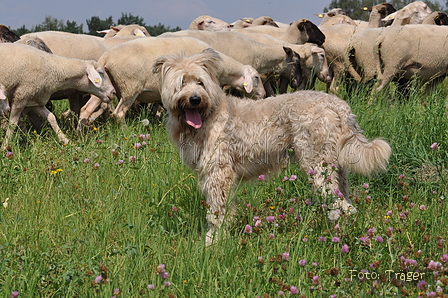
(231, 16), (279, 28)
(80, 36), (265, 124)
(382, 1), (432, 26)
(230, 31), (331, 89)
(372, 25), (448, 91)
(158, 30), (309, 77)
(20, 31), (110, 60)
(422, 11), (448, 25)
(0, 85), (9, 117)
(318, 14), (357, 27)
(361, 3), (397, 27)
(234, 19), (325, 46)
(101, 24), (150, 38)
(0, 43), (116, 149)
(189, 15), (230, 31)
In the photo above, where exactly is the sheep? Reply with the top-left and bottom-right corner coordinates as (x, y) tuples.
(229, 31), (330, 90)
(382, 1), (432, 26)
(16, 36), (53, 53)
(20, 31), (109, 60)
(231, 16), (279, 28)
(372, 25), (448, 92)
(313, 8), (347, 19)
(189, 15), (230, 31)
(79, 36), (265, 124)
(234, 19), (325, 46)
(0, 25), (20, 42)
(318, 14), (357, 27)
(422, 11), (448, 25)
(0, 85), (9, 117)
(101, 24), (150, 38)
(0, 43), (115, 149)
(360, 3), (397, 27)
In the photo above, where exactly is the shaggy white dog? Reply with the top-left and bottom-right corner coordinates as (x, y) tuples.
(152, 49), (391, 245)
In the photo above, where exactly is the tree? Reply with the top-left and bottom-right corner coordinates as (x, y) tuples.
(145, 23), (181, 36)
(117, 12), (146, 26)
(32, 16), (65, 32)
(86, 16), (114, 36)
(65, 20), (83, 34)
(13, 25), (31, 36)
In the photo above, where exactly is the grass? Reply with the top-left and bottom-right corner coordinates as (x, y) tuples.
(0, 81), (447, 297)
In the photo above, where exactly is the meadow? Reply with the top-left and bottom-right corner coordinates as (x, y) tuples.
(0, 80), (447, 297)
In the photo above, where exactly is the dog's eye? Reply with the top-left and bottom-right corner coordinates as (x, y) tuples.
(182, 79), (186, 86)
(197, 81), (204, 86)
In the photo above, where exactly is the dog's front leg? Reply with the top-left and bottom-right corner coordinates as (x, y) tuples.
(199, 164), (235, 246)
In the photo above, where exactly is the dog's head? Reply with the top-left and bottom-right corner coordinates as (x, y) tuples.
(152, 48), (223, 129)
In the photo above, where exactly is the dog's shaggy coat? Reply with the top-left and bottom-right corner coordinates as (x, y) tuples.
(152, 49), (391, 244)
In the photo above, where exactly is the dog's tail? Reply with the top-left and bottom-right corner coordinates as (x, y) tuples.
(338, 114), (391, 176)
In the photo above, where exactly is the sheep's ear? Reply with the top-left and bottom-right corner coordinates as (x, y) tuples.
(86, 64), (102, 88)
(0, 89), (6, 100)
(134, 28), (146, 36)
(242, 71), (253, 93)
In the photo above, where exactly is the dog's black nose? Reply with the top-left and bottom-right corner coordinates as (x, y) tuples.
(189, 95), (201, 106)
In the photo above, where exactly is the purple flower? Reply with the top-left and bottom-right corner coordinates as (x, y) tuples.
(93, 163), (100, 169)
(330, 295), (337, 298)
(362, 183), (369, 189)
(399, 174), (405, 179)
(134, 143), (142, 149)
(116, 159), (124, 165)
(147, 284), (155, 290)
(430, 142), (438, 150)
(282, 252), (290, 261)
(331, 237), (340, 243)
(254, 220), (262, 227)
(427, 260), (442, 271)
(94, 275), (103, 284)
(318, 236), (327, 242)
(419, 205), (426, 210)
(359, 236), (369, 245)
(258, 174), (265, 181)
(157, 264), (165, 272)
(282, 176), (289, 181)
(375, 236), (384, 243)
(10, 292), (19, 298)
(441, 254), (448, 263)
(426, 291), (437, 298)
(6, 152), (13, 159)
(266, 216), (275, 223)
(417, 280), (427, 290)
(312, 275), (320, 285)
(334, 189), (344, 198)
(172, 206), (178, 212)
(289, 174), (298, 181)
(96, 139), (103, 144)
(244, 224), (252, 233)
(163, 281), (171, 287)
(312, 262), (318, 266)
(268, 233), (275, 239)
(386, 210), (392, 216)
(341, 244), (349, 253)
(298, 259), (306, 266)
(83, 158), (90, 163)
(276, 187), (284, 193)
(113, 289), (120, 296)
(129, 156), (136, 162)
(290, 286), (298, 295)
(308, 169), (317, 176)
(160, 271), (169, 279)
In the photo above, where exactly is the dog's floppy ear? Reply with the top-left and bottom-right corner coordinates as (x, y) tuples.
(152, 56), (169, 74)
(196, 48), (223, 78)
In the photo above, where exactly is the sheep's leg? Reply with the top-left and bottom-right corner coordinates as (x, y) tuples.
(31, 106), (69, 145)
(112, 95), (139, 123)
(2, 104), (25, 150)
(77, 96), (103, 131)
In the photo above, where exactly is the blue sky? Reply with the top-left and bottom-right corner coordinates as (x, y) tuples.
(0, 0), (335, 31)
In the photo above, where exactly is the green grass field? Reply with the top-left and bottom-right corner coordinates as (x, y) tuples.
(0, 81), (447, 297)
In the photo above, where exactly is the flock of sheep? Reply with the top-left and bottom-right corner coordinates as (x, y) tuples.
(0, 0), (447, 148)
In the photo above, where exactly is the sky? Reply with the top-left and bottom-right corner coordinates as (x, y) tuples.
(0, 0), (335, 31)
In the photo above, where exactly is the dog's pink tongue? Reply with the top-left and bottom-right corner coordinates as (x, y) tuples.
(185, 109), (202, 129)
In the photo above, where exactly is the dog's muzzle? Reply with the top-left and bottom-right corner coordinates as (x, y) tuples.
(189, 95), (201, 106)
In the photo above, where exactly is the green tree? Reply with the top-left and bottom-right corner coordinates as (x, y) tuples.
(145, 23), (181, 36)
(65, 20), (83, 34)
(117, 12), (146, 26)
(13, 25), (31, 36)
(86, 16), (114, 36)
(32, 16), (65, 32)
